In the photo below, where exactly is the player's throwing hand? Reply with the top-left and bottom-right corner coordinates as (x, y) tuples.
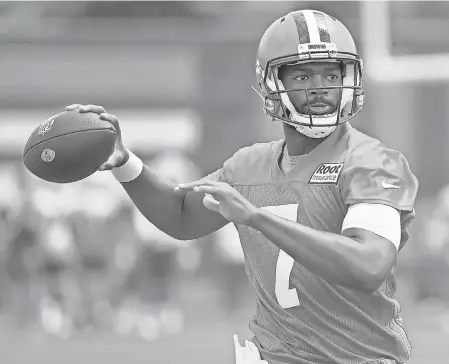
(65, 104), (129, 171)
(175, 180), (258, 225)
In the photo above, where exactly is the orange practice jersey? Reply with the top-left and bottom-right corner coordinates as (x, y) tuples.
(207, 123), (418, 364)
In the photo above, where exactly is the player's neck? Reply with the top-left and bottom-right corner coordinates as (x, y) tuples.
(283, 124), (327, 156)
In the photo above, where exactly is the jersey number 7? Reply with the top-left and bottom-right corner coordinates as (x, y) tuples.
(262, 205), (300, 309)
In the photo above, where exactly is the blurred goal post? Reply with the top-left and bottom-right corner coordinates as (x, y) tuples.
(361, 1), (449, 84)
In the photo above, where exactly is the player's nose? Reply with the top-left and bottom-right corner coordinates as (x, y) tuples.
(310, 88), (328, 95)
(309, 76), (328, 95)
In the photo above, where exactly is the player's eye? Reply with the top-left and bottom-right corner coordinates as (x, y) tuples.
(294, 75), (309, 82)
(326, 74), (340, 81)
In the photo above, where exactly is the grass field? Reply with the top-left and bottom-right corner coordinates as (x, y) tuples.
(0, 278), (447, 364)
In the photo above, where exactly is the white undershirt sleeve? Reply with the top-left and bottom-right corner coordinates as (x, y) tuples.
(341, 203), (401, 250)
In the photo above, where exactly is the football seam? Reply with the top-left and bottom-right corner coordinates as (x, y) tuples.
(23, 128), (116, 157)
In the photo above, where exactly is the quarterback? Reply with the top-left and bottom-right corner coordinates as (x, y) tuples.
(67, 10), (418, 364)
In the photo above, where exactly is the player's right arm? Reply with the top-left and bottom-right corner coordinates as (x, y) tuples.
(121, 166), (229, 240)
(66, 104), (229, 240)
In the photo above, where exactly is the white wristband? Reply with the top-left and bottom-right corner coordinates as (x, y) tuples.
(111, 150), (144, 183)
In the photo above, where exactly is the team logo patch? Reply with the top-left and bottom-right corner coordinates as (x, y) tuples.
(37, 114), (58, 136)
(309, 163), (343, 184)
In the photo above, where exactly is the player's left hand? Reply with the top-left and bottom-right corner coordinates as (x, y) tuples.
(175, 180), (258, 225)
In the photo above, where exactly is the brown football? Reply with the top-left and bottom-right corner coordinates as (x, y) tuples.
(23, 110), (116, 183)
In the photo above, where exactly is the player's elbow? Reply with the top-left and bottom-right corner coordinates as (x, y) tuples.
(346, 230), (398, 294)
(338, 265), (383, 294)
(358, 262), (392, 294)
(358, 272), (384, 294)
(343, 268), (382, 294)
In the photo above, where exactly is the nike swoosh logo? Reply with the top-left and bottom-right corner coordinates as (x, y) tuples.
(381, 180), (400, 189)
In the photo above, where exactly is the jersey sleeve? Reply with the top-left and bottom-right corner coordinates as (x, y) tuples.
(340, 146), (418, 212)
(200, 147), (249, 184)
(201, 168), (225, 182)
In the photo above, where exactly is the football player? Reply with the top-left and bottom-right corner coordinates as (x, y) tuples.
(66, 9), (418, 364)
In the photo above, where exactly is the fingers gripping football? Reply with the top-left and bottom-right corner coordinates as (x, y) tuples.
(65, 104), (128, 171)
(66, 104), (105, 114)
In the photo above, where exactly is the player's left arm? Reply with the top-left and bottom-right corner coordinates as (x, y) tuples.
(176, 180), (401, 293)
(247, 205), (398, 293)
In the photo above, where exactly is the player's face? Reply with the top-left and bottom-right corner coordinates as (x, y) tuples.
(278, 62), (343, 116)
